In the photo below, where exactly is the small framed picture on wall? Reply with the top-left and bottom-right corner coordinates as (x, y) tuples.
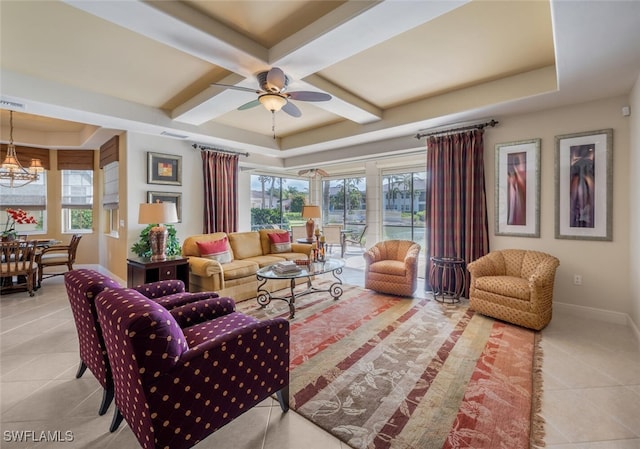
(147, 152), (182, 185)
(147, 191), (182, 222)
(495, 138), (541, 237)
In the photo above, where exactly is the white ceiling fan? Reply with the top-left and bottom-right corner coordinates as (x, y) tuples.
(211, 67), (331, 117)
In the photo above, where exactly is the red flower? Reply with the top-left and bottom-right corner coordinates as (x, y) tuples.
(3, 208), (38, 235)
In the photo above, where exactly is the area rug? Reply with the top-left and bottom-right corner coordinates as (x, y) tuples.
(237, 282), (544, 449)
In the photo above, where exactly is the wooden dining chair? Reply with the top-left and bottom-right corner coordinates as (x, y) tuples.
(0, 240), (39, 296)
(37, 234), (82, 287)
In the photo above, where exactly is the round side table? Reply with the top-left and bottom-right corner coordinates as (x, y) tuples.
(429, 256), (466, 303)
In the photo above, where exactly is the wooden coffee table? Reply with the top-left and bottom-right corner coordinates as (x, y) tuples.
(256, 258), (345, 319)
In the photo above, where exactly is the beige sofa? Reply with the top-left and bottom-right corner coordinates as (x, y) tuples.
(182, 229), (313, 302)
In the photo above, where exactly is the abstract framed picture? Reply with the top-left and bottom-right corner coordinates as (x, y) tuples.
(147, 152), (182, 185)
(147, 191), (182, 222)
(495, 139), (541, 237)
(555, 129), (613, 241)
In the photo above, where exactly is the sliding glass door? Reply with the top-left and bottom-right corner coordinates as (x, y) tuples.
(322, 176), (366, 232)
(382, 171), (426, 249)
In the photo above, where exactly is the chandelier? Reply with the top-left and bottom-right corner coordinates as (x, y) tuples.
(0, 111), (43, 188)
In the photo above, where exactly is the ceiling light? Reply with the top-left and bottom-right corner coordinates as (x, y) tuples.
(258, 94), (287, 112)
(0, 111), (44, 188)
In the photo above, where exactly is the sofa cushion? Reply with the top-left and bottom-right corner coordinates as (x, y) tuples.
(268, 231), (292, 253)
(196, 237), (233, 264)
(182, 232), (230, 258)
(228, 232), (263, 259)
(245, 255), (287, 267)
(220, 259), (260, 281)
(259, 229), (291, 255)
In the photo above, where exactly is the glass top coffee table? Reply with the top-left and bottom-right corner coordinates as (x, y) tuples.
(256, 258), (345, 319)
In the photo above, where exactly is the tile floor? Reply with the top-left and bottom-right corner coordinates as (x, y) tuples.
(1, 262), (639, 449)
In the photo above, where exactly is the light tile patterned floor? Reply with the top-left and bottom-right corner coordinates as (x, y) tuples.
(1, 263), (638, 449)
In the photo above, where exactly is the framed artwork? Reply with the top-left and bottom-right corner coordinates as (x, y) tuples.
(555, 129), (613, 241)
(147, 152), (182, 185)
(495, 139), (541, 237)
(147, 191), (182, 222)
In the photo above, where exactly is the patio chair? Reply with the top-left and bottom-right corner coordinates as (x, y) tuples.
(341, 225), (367, 257)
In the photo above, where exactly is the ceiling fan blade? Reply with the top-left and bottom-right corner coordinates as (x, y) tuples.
(288, 91), (332, 102)
(211, 83), (261, 94)
(282, 101), (302, 118)
(298, 169), (311, 176)
(238, 99), (261, 110)
(266, 67), (286, 91)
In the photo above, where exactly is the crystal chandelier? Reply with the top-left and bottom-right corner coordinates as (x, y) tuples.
(0, 111), (44, 188)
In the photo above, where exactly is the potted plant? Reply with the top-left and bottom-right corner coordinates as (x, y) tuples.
(2, 208), (37, 241)
(131, 224), (181, 258)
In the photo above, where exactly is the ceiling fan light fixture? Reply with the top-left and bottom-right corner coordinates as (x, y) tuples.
(259, 94), (287, 112)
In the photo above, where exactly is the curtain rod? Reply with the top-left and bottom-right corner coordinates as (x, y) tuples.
(414, 119), (499, 140)
(192, 143), (249, 157)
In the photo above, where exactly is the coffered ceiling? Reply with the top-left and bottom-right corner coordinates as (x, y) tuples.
(1, 0), (639, 170)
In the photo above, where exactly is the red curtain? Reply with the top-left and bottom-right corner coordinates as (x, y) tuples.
(424, 130), (489, 294)
(201, 151), (239, 233)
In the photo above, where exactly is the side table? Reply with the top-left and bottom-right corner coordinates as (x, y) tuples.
(127, 256), (190, 291)
(429, 256), (466, 303)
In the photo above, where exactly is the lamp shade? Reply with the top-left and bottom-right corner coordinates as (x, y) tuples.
(301, 205), (321, 219)
(138, 202), (178, 225)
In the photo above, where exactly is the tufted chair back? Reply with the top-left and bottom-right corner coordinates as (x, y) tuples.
(95, 288), (290, 449)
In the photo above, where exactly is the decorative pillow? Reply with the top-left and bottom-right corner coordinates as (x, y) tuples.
(268, 232), (292, 254)
(196, 238), (233, 264)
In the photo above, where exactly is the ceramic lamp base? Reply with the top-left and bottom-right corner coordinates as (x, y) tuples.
(149, 226), (168, 261)
(305, 218), (315, 240)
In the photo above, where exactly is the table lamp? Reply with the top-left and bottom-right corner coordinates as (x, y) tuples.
(301, 205), (321, 240)
(138, 202), (179, 261)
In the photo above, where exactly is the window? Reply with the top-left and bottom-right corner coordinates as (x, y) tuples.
(103, 161), (119, 236)
(0, 173), (47, 235)
(382, 170), (426, 249)
(322, 176), (366, 229)
(62, 170), (93, 233)
(250, 174), (309, 230)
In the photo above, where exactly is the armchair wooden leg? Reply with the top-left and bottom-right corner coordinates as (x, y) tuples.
(75, 360), (87, 378)
(276, 386), (289, 412)
(99, 385), (114, 416)
(109, 407), (124, 432)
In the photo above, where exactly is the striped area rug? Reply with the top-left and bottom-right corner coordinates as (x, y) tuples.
(238, 282), (544, 449)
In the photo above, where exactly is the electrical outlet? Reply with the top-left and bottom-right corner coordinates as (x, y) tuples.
(573, 274), (582, 285)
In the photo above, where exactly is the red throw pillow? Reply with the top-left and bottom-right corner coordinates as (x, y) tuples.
(268, 232), (292, 253)
(196, 237), (233, 264)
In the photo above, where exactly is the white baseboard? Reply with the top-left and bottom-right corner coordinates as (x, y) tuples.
(554, 301), (640, 344)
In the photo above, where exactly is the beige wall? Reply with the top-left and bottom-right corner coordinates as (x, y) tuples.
(629, 74), (640, 331)
(100, 134), (128, 280)
(485, 96), (632, 316)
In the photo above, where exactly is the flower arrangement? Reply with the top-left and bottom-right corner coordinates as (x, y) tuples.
(2, 208), (38, 240)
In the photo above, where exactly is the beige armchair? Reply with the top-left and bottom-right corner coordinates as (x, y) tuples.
(467, 249), (560, 330)
(363, 240), (421, 297)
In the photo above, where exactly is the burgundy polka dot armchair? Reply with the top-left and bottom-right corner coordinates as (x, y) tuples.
(63, 269), (220, 417)
(95, 287), (290, 449)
